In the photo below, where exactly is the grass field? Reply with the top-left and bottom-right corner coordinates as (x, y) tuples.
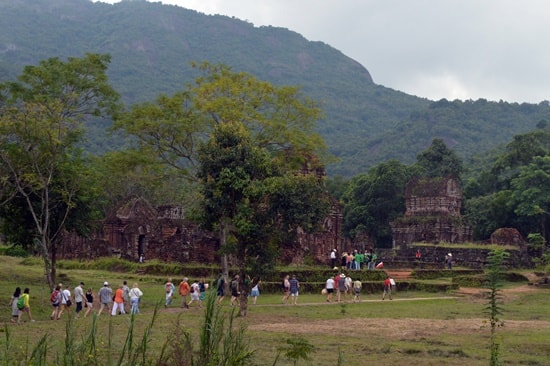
(1, 255), (549, 365)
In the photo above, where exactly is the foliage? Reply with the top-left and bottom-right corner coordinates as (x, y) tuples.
(0, 53), (120, 289)
(415, 138), (464, 178)
(464, 127), (550, 241)
(342, 160), (417, 247)
(276, 337), (315, 366)
(5, 0), (550, 178)
(197, 121), (330, 315)
(484, 249), (509, 366)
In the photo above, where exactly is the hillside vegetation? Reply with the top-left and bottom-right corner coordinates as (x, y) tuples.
(1, 0), (549, 177)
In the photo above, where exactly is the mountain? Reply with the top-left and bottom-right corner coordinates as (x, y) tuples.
(1, 0), (549, 177)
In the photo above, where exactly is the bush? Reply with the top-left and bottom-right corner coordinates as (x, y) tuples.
(4, 245), (29, 258)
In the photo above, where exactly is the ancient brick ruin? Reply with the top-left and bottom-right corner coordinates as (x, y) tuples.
(390, 177), (472, 248)
(59, 195), (342, 265)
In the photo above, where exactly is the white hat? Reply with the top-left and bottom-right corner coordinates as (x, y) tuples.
(104, 281), (109, 286)
(448, 253), (452, 256)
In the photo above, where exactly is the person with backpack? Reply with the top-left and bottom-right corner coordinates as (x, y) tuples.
(17, 288), (34, 323)
(9, 287), (21, 323)
(50, 285), (62, 320)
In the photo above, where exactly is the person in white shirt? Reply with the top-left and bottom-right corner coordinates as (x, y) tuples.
(330, 249), (337, 268)
(74, 282), (85, 318)
(58, 285), (72, 319)
(325, 276), (335, 302)
(128, 282), (143, 314)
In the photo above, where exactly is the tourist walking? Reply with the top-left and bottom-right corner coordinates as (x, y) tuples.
(330, 249), (337, 268)
(84, 287), (94, 318)
(216, 274), (226, 305)
(50, 285), (62, 320)
(98, 282), (112, 316)
(281, 275), (290, 304)
(337, 273), (346, 302)
(382, 275), (393, 300)
(230, 275), (240, 307)
(128, 282), (143, 314)
(445, 253), (453, 269)
(289, 275), (300, 305)
(74, 282), (85, 318)
(122, 281), (130, 312)
(188, 280), (202, 308)
(58, 285), (72, 319)
(8, 287), (21, 323)
(164, 278), (175, 307)
(250, 279), (261, 305)
(179, 277), (191, 309)
(325, 276), (335, 302)
(111, 284), (126, 316)
(353, 278), (362, 302)
(17, 288), (34, 323)
(344, 275), (353, 301)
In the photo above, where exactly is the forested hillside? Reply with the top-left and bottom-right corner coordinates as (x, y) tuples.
(1, 0), (549, 176)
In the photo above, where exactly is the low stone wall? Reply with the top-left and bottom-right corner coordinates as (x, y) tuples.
(375, 246), (532, 269)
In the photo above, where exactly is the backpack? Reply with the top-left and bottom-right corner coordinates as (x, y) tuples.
(50, 290), (59, 304)
(17, 296), (25, 310)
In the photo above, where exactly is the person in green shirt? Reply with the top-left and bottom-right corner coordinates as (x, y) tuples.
(17, 288), (35, 323)
(354, 251), (364, 270)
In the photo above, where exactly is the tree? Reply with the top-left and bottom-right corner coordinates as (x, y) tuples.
(415, 138), (463, 178)
(342, 160), (415, 247)
(114, 62), (327, 281)
(511, 156), (550, 242)
(197, 121), (329, 316)
(0, 54), (120, 289)
(484, 249), (509, 366)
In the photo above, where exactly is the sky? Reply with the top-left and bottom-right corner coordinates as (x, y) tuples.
(95, 0), (550, 103)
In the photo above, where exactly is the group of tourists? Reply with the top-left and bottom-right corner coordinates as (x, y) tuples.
(165, 277), (208, 309)
(330, 249), (379, 271)
(165, 274), (264, 309)
(324, 271), (395, 302)
(8, 287), (33, 324)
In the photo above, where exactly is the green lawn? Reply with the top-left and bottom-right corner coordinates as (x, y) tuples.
(1, 256), (549, 365)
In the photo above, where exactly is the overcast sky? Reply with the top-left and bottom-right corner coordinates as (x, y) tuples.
(96, 0), (550, 103)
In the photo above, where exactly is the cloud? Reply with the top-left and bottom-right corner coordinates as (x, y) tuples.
(95, 0), (550, 103)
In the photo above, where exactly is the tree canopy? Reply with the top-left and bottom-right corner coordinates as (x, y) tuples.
(0, 53), (120, 289)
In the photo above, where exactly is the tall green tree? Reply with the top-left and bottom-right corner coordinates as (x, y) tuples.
(415, 138), (463, 178)
(197, 121), (329, 316)
(342, 160), (415, 247)
(511, 156), (550, 242)
(0, 54), (120, 289)
(114, 62), (328, 279)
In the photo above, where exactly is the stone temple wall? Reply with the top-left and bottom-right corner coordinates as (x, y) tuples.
(391, 177), (472, 248)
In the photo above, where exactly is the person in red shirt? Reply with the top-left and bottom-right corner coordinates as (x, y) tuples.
(179, 278), (191, 309)
(111, 284), (126, 315)
(382, 276), (392, 300)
